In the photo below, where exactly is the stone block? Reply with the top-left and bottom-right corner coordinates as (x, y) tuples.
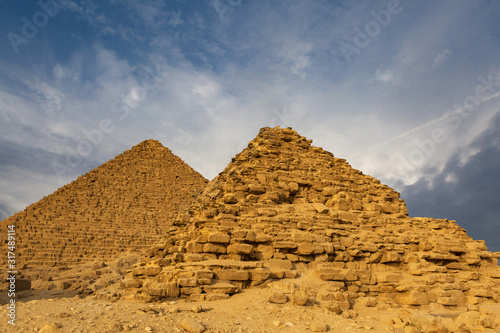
(274, 241), (298, 249)
(120, 278), (142, 289)
(186, 241), (204, 253)
(249, 268), (271, 281)
(380, 251), (402, 263)
(296, 243), (315, 255)
(146, 281), (179, 298)
(195, 269), (214, 280)
(227, 243), (253, 254)
(132, 266), (162, 276)
(208, 234), (230, 244)
(203, 282), (238, 294)
(203, 243), (227, 254)
(215, 269), (250, 281)
(396, 291), (429, 306)
(376, 272), (403, 283)
(249, 184), (266, 194)
(312, 203), (329, 214)
(264, 259), (293, 270)
(177, 278), (198, 287)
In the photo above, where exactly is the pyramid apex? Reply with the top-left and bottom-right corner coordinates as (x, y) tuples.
(135, 139), (164, 147)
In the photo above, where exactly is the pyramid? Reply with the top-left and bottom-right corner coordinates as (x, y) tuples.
(120, 127), (500, 311)
(0, 139), (208, 268)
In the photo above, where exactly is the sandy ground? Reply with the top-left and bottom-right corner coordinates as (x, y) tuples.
(1, 261), (498, 333)
(1, 286), (403, 333)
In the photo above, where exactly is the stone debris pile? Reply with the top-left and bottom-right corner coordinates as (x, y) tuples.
(118, 127), (500, 313)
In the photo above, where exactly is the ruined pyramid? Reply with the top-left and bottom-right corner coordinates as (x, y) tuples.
(120, 127), (500, 312)
(0, 139), (208, 268)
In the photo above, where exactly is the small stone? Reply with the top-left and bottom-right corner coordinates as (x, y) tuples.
(268, 291), (288, 304)
(39, 323), (63, 333)
(180, 318), (205, 333)
(144, 327), (153, 332)
(310, 321), (329, 332)
(191, 305), (203, 313)
(291, 290), (309, 306)
(272, 320), (282, 327)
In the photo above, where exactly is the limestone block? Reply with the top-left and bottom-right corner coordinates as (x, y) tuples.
(227, 243), (253, 254)
(396, 291), (429, 306)
(215, 269), (250, 281)
(296, 243), (315, 255)
(195, 234), (208, 244)
(120, 278), (143, 289)
(264, 259), (293, 270)
(186, 241), (204, 253)
(203, 243), (227, 254)
(203, 282), (238, 294)
(207, 234), (230, 244)
(274, 241), (298, 249)
(249, 184), (266, 194)
(380, 251), (402, 263)
(223, 194), (238, 204)
(254, 233), (271, 243)
(146, 281), (179, 298)
(177, 278), (198, 287)
(249, 268), (271, 281)
(468, 288), (493, 298)
(322, 187), (337, 197)
(132, 266), (162, 276)
(181, 286), (202, 295)
(376, 272), (403, 283)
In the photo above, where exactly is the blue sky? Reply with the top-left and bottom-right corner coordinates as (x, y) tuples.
(1, 0), (500, 252)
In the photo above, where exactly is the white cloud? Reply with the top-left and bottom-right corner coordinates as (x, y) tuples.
(278, 40), (313, 78)
(371, 68), (394, 84)
(432, 49), (452, 68)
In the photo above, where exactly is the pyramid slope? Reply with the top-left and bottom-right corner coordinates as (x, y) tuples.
(122, 127), (500, 311)
(0, 139), (208, 267)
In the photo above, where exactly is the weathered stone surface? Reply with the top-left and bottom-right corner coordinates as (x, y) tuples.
(268, 291), (288, 304)
(203, 282), (238, 294)
(215, 269), (250, 281)
(180, 318), (205, 333)
(227, 243), (253, 254)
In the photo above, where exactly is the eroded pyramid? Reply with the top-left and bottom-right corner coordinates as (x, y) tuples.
(0, 139), (208, 268)
(121, 127), (500, 311)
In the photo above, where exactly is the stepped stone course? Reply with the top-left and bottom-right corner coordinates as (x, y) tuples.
(119, 127), (500, 315)
(0, 139), (208, 268)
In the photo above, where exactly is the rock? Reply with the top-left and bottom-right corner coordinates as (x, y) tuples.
(180, 318), (205, 333)
(323, 301), (342, 314)
(191, 305), (203, 313)
(291, 290), (309, 305)
(268, 291), (288, 304)
(310, 321), (329, 332)
(39, 323), (63, 333)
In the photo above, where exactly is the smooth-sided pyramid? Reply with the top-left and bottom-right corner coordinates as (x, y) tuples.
(121, 127), (500, 312)
(0, 140), (208, 268)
